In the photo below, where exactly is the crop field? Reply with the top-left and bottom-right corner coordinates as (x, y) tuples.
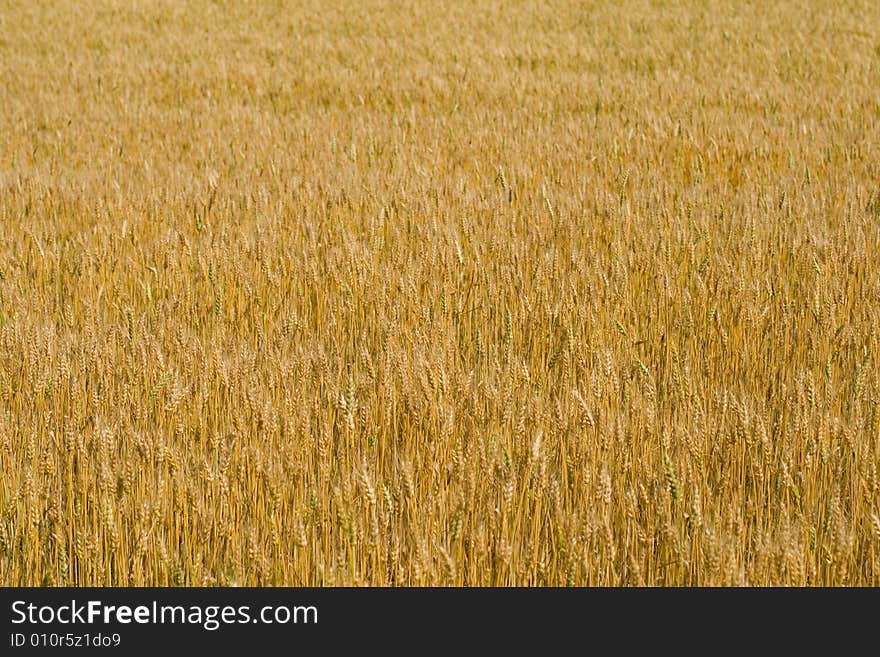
(1, 0), (879, 586)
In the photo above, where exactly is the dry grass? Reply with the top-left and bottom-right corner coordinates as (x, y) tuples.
(1, 0), (880, 585)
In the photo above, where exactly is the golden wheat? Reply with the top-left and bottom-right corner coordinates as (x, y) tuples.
(1, 0), (879, 585)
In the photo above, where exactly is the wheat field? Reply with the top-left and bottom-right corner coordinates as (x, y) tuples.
(1, 0), (879, 586)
